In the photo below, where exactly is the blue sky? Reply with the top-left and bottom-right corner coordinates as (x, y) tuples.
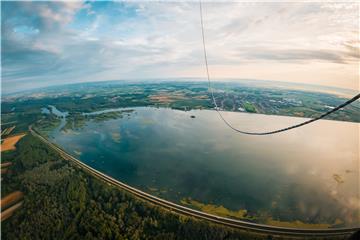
(1, 1), (359, 93)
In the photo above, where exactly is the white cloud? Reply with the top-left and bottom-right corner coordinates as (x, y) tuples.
(2, 1), (359, 93)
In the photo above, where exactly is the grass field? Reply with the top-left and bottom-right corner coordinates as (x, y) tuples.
(181, 198), (250, 220)
(265, 218), (332, 229)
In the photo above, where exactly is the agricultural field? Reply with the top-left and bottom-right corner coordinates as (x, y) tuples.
(1, 134), (26, 152)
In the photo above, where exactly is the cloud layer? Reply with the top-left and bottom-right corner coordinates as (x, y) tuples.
(1, 1), (359, 93)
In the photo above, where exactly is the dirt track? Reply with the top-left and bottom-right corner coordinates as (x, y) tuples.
(1, 201), (23, 222)
(1, 162), (12, 168)
(1, 191), (24, 210)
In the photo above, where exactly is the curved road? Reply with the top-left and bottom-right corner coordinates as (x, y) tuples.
(29, 126), (359, 237)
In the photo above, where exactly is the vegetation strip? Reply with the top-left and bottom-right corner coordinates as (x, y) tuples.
(0, 191), (24, 211)
(29, 126), (359, 237)
(0, 201), (23, 222)
(1, 162), (12, 168)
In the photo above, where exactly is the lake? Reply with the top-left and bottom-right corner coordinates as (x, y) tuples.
(47, 107), (359, 227)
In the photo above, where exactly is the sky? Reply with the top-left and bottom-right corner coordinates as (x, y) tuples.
(1, 1), (359, 94)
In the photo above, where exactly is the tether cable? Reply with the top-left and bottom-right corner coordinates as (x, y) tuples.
(199, 1), (360, 135)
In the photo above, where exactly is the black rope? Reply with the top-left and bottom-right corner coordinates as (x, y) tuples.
(199, 1), (360, 135)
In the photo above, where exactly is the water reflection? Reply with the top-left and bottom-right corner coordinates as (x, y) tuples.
(49, 107), (359, 227)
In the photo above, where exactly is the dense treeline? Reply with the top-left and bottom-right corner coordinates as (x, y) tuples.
(1, 134), (350, 240)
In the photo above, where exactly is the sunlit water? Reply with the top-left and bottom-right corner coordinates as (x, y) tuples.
(48, 107), (359, 227)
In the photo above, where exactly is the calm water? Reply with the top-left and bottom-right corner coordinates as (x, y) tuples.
(48, 107), (359, 227)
